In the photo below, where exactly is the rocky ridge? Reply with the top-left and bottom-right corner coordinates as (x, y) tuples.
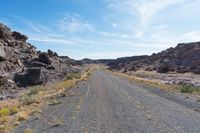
(108, 42), (200, 74)
(0, 23), (81, 98)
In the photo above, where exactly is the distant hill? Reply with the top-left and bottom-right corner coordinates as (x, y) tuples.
(79, 58), (114, 64)
(108, 42), (200, 74)
(107, 55), (149, 71)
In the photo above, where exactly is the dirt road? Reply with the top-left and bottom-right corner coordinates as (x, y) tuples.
(14, 69), (200, 133)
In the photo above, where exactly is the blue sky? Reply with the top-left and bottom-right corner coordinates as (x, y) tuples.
(1, 0), (200, 59)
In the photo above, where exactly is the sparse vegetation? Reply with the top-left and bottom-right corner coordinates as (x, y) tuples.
(48, 117), (64, 127)
(23, 128), (34, 133)
(180, 84), (200, 93)
(48, 98), (62, 106)
(28, 86), (40, 96)
(20, 95), (40, 105)
(0, 116), (8, 124)
(0, 108), (10, 116)
(65, 72), (81, 80)
(9, 106), (19, 115)
(111, 71), (200, 94)
(0, 67), (93, 132)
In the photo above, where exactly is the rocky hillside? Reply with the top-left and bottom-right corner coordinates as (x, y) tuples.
(108, 42), (200, 74)
(0, 23), (81, 98)
(107, 55), (149, 71)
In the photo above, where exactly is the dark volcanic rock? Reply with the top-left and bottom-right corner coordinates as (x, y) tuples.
(0, 23), (12, 40)
(38, 53), (51, 65)
(157, 63), (170, 73)
(12, 31), (28, 41)
(14, 68), (44, 87)
(27, 60), (47, 68)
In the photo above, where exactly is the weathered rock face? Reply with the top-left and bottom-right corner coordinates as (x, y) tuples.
(0, 22), (81, 98)
(14, 68), (44, 87)
(108, 41), (200, 74)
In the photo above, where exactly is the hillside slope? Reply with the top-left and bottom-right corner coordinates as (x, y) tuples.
(108, 42), (200, 74)
(0, 23), (81, 98)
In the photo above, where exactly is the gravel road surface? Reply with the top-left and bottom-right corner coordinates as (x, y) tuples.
(14, 69), (200, 133)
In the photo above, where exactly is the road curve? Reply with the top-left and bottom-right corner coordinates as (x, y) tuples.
(14, 69), (200, 133)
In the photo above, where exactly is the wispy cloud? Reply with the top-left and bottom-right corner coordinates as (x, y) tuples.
(98, 31), (129, 39)
(57, 13), (95, 33)
(105, 0), (184, 27)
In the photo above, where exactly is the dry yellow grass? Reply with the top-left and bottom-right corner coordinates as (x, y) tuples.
(111, 71), (181, 92)
(0, 67), (93, 133)
(110, 70), (200, 96)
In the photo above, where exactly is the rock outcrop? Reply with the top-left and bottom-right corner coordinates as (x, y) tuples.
(0, 23), (81, 98)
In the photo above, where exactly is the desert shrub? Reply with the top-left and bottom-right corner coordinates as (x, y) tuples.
(180, 84), (200, 93)
(65, 72), (81, 80)
(9, 106), (19, 115)
(20, 95), (39, 105)
(20, 86), (41, 105)
(0, 116), (8, 124)
(0, 108), (10, 116)
(27, 86), (40, 96)
(48, 98), (62, 106)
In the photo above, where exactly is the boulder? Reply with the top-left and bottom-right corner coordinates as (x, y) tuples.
(0, 77), (17, 96)
(54, 52), (58, 57)
(0, 46), (6, 61)
(12, 31), (28, 41)
(38, 53), (51, 65)
(176, 66), (190, 73)
(47, 49), (54, 57)
(14, 68), (44, 87)
(0, 23), (12, 39)
(157, 63), (170, 73)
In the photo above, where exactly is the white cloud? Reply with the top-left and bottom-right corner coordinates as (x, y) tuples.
(111, 23), (118, 28)
(177, 31), (200, 43)
(106, 0), (184, 27)
(98, 31), (129, 39)
(57, 13), (95, 33)
(133, 0), (183, 27)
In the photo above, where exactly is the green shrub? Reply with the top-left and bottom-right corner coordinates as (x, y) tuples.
(180, 84), (200, 93)
(0, 108), (10, 116)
